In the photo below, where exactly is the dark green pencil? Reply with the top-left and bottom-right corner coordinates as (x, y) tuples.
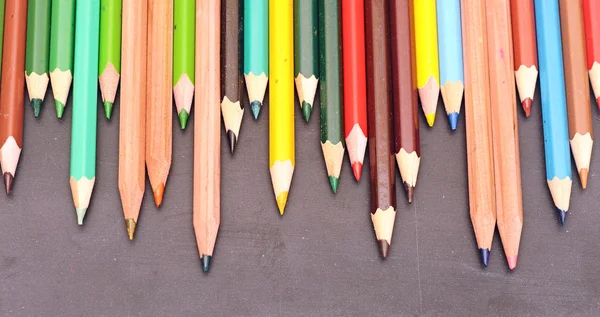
(293, 0), (319, 123)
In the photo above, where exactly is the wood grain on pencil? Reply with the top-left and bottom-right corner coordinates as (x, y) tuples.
(485, 0), (523, 270)
(461, 0), (496, 267)
(510, 0), (538, 116)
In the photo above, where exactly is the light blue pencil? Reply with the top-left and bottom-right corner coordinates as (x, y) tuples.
(436, 0), (464, 131)
(534, 0), (572, 225)
(244, 0), (269, 119)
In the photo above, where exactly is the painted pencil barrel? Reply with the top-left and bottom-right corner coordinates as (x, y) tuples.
(25, 0), (51, 114)
(244, 0), (268, 77)
(293, 0), (319, 121)
(414, 0), (440, 126)
(174, 0), (195, 87)
(49, 0), (75, 117)
(510, 0), (538, 115)
(98, 0), (122, 118)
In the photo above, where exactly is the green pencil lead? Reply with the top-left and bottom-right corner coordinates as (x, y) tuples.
(329, 176), (339, 194)
(76, 208), (87, 225)
(104, 101), (113, 120)
(32, 99), (42, 118)
(179, 109), (189, 130)
(302, 101), (312, 123)
(55, 100), (65, 118)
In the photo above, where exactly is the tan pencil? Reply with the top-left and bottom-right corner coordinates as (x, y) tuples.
(485, 0), (523, 270)
(194, 0), (220, 273)
(461, 0), (496, 267)
(119, 0), (147, 240)
(146, 0), (173, 207)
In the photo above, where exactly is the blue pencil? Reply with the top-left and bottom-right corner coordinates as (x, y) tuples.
(534, 0), (572, 225)
(436, 0), (464, 130)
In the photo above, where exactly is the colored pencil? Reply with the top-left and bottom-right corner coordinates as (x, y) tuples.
(318, 0), (345, 193)
(485, 0), (523, 270)
(510, 0), (538, 117)
(221, 0), (243, 154)
(25, 0), (51, 117)
(436, 0), (464, 130)
(269, 0), (295, 215)
(173, 0), (195, 129)
(293, 0), (319, 122)
(119, 0), (147, 240)
(70, 0), (100, 225)
(560, 0), (593, 189)
(0, 0), (5, 74)
(98, 0), (122, 120)
(194, 0), (221, 273)
(365, 0), (396, 258)
(244, 0), (268, 120)
(147, 0), (173, 208)
(0, 0), (27, 194)
(342, 0), (368, 182)
(413, 0), (440, 127)
(534, 0), (572, 225)
(461, 0), (496, 266)
(391, 0), (420, 203)
(49, 0), (75, 118)
(583, 0), (600, 107)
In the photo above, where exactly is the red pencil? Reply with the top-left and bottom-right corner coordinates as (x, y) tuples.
(342, 0), (368, 182)
(583, 0), (600, 107)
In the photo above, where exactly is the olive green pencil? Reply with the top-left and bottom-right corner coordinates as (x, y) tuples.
(49, 0), (75, 118)
(25, 0), (51, 117)
(98, 0), (122, 120)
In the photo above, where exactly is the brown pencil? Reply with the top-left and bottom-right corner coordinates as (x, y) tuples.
(194, 0), (220, 273)
(146, 0), (173, 207)
(0, 0), (27, 194)
(119, 0), (147, 240)
(510, 0), (538, 116)
(390, 0), (420, 203)
(461, 0), (496, 267)
(485, 0), (523, 270)
(559, 0), (593, 189)
(365, 0), (396, 258)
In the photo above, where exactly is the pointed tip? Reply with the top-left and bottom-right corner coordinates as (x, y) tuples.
(558, 209), (567, 226)
(378, 240), (390, 258)
(126, 218), (136, 240)
(302, 101), (312, 123)
(352, 162), (363, 181)
(250, 101), (262, 119)
(201, 254), (212, 272)
(76, 208), (87, 225)
(329, 176), (339, 193)
(32, 99), (42, 117)
(104, 102), (113, 120)
(447, 112), (459, 130)
(405, 182), (414, 203)
(597, 97), (600, 110)
(178, 109), (189, 130)
(506, 255), (518, 270)
(425, 113), (435, 127)
(579, 168), (588, 189)
(522, 98), (532, 117)
(153, 183), (165, 207)
(55, 100), (65, 118)
(227, 130), (237, 154)
(480, 248), (490, 267)
(276, 192), (288, 215)
(3, 172), (13, 195)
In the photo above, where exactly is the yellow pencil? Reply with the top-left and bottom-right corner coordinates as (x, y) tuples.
(414, 0), (440, 127)
(269, 0), (294, 215)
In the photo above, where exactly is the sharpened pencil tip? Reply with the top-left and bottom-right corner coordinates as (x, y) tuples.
(558, 209), (567, 226)
(201, 255), (212, 272)
(76, 208), (87, 225)
(447, 112), (459, 130)
(3, 172), (13, 195)
(250, 101), (262, 119)
(405, 183), (414, 203)
(32, 99), (42, 118)
(378, 240), (390, 258)
(425, 113), (435, 127)
(104, 102), (113, 120)
(276, 192), (288, 215)
(352, 162), (362, 181)
(302, 101), (312, 123)
(329, 176), (339, 193)
(153, 183), (165, 207)
(506, 255), (518, 270)
(178, 109), (189, 130)
(126, 218), (136, 240)
(522, 98), (532, 117)
(55, 100), (65, 118)
(480, 248), (490, 267)
(579, 168), (588, 189)
(227, 130), (237, 154)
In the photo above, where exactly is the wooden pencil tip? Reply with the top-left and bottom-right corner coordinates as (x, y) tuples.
(522, 98), (532, 117)
(3, 172), (13, 195)
(425, 113), (435, 127)
(153, 184), (165, 207)
(352, 162), (362, 182)
(276, 192), (288, 216)
(506, 255), (518, 270)
(579, 168), (588, 189)
(126, 218), (136, 240)
(378, 240), (390, 258)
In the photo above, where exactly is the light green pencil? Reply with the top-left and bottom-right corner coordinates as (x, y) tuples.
(25, 0), (51, 117)
(98, 0), (121, 120)
(173, 0), (195, 129)
(244, 0), (268, 120)
(70, 0), (100, 225)
(49, 0), (75, 118)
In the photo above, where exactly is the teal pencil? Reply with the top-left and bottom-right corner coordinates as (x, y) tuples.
(244, 0), (268, 119)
